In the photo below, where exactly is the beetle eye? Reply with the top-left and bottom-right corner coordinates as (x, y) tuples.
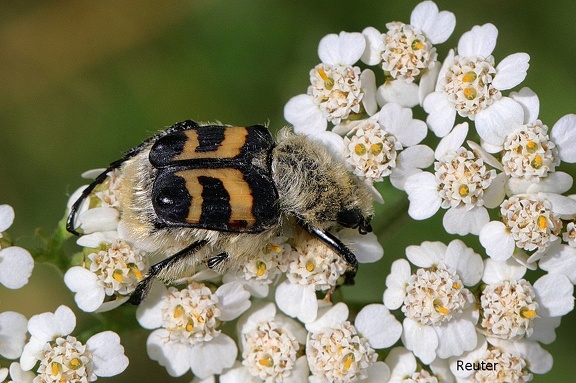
(337, 208), (362, 229)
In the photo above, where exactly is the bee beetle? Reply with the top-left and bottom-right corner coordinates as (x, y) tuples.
(67, 120), (374, 304)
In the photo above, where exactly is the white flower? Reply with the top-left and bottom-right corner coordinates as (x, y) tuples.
(423, 24), (530, 138)
(0, 204), (34, 290)
(481, 258), (574, 344)
(383, 240), (483, 364)
(275, 230), (383, 323)
(136, 281), (250, 379)
(0, 312), (27, 360)
(64, 237), (148, 312)
(226, 303), (308, 383)
(305, 302), (393, 383)
(449, 335), (553, 382)
(222, 237), (290, 298)
(19, 305), (128, 381)
(362, 1), (455, 107)
(479, 192), (576, 262)
(343, 103), (431, 195)
(405, 123), (506, 235)
(385, 347), (453, 383)
(284, 31), (377, 135)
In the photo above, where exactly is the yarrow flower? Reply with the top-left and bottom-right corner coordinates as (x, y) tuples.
(0, 204), (34, 290)
(481, 258), (574, 345)
(223, 236), (290, 298)
(136, 280), (251, 379)
(0, 311), (28, 361)
(361, 1), (456, 107)
(384, 240), (483, 363)
(450, 335), (554, 382)
(480, 192), (576, 262)
(342, 102), (430, 199)
(284, 31), (377, 137)
(405, 123), (506, 235)
(220, 302), (308, 383)
(64, 235), (148, 312)
(19, 305), (128, 382)
(275, 230), (383, 323)
(424, 23), (530, 138)
(305, 302), (398, 383)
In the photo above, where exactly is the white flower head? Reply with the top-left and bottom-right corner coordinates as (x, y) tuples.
(19, 305), (128, 381)
(275, 230), (383, 323)
(222, 236), (291, 298)
(450, 335), (553, 382)
(284, 31), (377, 135)
(305, 303), (392, 383)
(64, 238), (148, 312)
(481, 257), (574, 344)
(383, 240), (483, 364)
(405, 123), (505, 235)
(136, 281), (250, 379)
(362, 1), (456, 82)
(480, 192), (576, 262)
(0, 204), (34, 290)
(424, 24), (530, 138)
(361, 1), (455, 107)
(232, 303), (308, 383)
(343, 103), (429, 190)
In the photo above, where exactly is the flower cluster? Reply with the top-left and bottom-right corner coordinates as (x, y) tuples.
(5, 2), (575, 383)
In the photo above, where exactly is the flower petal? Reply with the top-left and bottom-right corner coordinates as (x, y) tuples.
(64, 267), (104, 313)
(539, 243), (576, 284)
(318, 32), (365, 65)
(390, 145), (435, 190)
(306, 302), (349, 333)
(483, 172), (507, 208)
(435, 122), (468, 160)
(551, 114), (576, 162)
(410, 1), (455, 44)
(424, 92), (457, 137)
(405, 172), (442, 220)
(493, 53), (530, 90)
(0, 204), (15, 232)
(0, 311), (27, 359)
(533, 273), (574, 317)
(383, 259), (411, 310)
(377, 80), (419, 108)
(337, 230), (383, 263)
(0, 246), (34, 289)
(510, 87), (540, 123)
(443, 205), (489, 236)
(147, 329), (191, 377)
(482, 257), (526, 284)
(27, 305), (76, 341)
(479, 221), (515, 261)
(475, 97), (524, 146)
(458, 23), (498, 58)
(355, 304), (402, 349)
(361, 69), (378, 115)
(275, 281), (318, 323)
(524, 172), (573, 195)
(361, 27), (384, 65)
(215, 282), (251, 321)
(86, 331), (129, 377)
(445, 239), (483, 286)
(406, 241), (447, 267)
(434, 317), (478, 359)
(402, 318), (438, 364)
(284, 94), (327, 135)
(188, 334), (238, 379)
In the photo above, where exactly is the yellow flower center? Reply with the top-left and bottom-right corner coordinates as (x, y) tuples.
(305, 259), (316, 272)
(531, 155), (543, 169)
(317, 67), (334, 89)
(463, 87), (477, 100)
(462, 71), (477, 83)
(521, 308), (537, 319)
(256, 261), (267, 277)
(411, 39), (424, 50)
(69, 358), (83, 370)
(538, 216), (548, 229)
(342, 353), (355, 371)
(370, 142), (383, 156)
(459, 184), (470, 197)
(259, 354), (274, 367)
(355, 143), (367, 156)
(113, 269), (124, 282)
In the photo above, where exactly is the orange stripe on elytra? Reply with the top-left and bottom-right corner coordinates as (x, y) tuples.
(175, 127), (248, 160)
(176, 168), (256, 229)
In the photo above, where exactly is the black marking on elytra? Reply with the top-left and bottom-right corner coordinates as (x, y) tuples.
(195, 125), (226, 153)
(198, 176), (232, 228)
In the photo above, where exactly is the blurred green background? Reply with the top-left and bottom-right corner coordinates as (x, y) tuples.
(1, 0), (575, 382)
